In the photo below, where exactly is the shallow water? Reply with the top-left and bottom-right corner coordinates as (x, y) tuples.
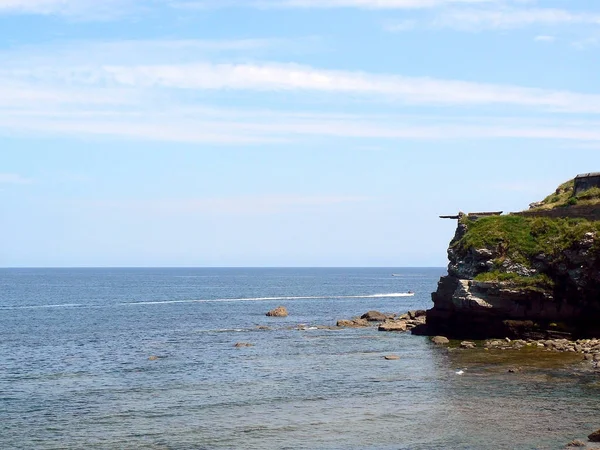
(1, 268), (599, 449)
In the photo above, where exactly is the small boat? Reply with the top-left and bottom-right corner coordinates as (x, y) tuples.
(391, 274), (402, 277)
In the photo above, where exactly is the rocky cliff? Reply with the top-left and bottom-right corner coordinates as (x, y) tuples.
(420, 177), (600, 340)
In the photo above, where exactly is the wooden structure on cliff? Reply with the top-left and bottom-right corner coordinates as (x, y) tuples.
(439, 211), (503, 220)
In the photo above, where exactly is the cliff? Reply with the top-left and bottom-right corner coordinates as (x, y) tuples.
(421, 177), (600, 340)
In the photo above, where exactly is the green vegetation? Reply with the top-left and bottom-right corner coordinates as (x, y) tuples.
(532, 179), (600, 210)
(536, 179), (575, 209)
(474, 271), (554, 291)
(455, 215), (600, 269)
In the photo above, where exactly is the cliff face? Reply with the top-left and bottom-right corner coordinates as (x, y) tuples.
(423, 180), (600, 340)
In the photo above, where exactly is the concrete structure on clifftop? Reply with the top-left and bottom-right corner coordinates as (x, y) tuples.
(575, 172), (600, 195)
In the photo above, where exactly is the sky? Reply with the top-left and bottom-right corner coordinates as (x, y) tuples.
(1, 0), (600, 267)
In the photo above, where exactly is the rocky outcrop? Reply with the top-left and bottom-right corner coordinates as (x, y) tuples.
(266, 306), (288, 317)
(361, 310), (391, 322)
(421, 178), (600, 340)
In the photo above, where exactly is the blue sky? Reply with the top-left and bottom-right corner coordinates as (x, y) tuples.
(1, 0), (600, 267)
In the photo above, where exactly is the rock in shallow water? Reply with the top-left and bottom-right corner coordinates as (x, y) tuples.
(266, 306), (288, 317)
(336, 318), (369, 328)
(378, 320), (407, 332)
(361, 310), (389, 322)
(589, 429), (600, 442)
(432, 336), (450, 345)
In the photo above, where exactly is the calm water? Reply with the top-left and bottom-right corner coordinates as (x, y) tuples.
(1, 268), (599, 450)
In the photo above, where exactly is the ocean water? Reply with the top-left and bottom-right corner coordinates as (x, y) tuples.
(1, 267), (599, 450)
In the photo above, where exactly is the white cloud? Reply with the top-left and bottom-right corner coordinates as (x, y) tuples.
(0, 173), (33, 184)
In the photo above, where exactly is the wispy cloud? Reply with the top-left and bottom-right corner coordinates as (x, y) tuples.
(0, 0), (140, 18)
(0, 0), (499, 17)
(174, 0), (497, 10)
(0, 173), (33, 184)
(97, 62), (600, 113)
(572, 36), (600, 50)
(1, 39), (599, 145)
(2, 104), (600, 144)
(431, 8), (600, 31)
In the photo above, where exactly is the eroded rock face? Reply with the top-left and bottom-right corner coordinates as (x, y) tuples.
(425, 215), (600, 340)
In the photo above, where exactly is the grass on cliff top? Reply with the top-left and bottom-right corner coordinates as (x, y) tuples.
(532, 179), (600, 210)
(474, 271), (554, 290)
(456, 215), (600, 264)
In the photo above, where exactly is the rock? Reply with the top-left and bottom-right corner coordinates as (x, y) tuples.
(426, 178), (600, 341)
(361, 310), (388, 322)
(148, 355), (160, 361)
(432, 336), (450, 345)
(234, 342), (254, 348)
(507, 367), (522, 373)
(337, 318), (369, 328)
(256, 325), (271, 330)
(378, 320), (407, 332)
(408, 310), (427, 320)
(384, 355), (400, 360)
(460, 341), (476, 349)
(589, 429), (600, 442)
(566, 439), (586, 447)
(266, 306), (288, 317)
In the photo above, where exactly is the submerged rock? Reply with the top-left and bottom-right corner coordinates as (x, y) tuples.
(234, 342), (254, 348)
(266, 306), (288, 317)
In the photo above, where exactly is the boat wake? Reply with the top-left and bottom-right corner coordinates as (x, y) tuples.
(3, 293), (415, 310)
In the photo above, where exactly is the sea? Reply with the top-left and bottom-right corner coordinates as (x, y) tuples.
(1, 267), (599, 450)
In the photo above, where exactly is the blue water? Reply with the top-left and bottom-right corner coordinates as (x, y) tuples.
(1, 268), (599, 450)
